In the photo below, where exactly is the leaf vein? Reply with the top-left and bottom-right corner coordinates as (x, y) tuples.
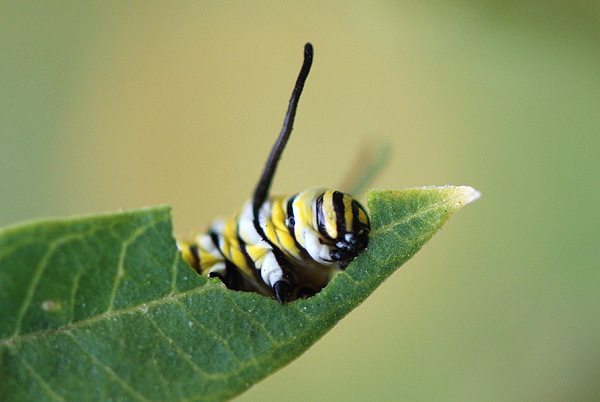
(6, 343), (67, 402)
(174, 299), (242, 364)
(64, 331), (152, 402)
(370, 193), (460, 237)
(105, 221), (160, 313)
(143, 314), (220, 380)
(169, 247), (180, 294)
(223, 294), (277, 345)
(12, 231), (94, 336)
(67, 264), (85, 325)
(2, 282), (220, 345)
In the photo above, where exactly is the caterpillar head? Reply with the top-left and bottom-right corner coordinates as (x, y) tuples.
(315, 190), (370, 268)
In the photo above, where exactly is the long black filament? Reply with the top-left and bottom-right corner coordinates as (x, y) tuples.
(252, 43), (314, 219)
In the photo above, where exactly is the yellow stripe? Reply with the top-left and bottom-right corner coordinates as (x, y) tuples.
(245, 243), (268, 264)
(343, 193), (354, 233)
(222, 212), (251, 275)
(293, 191), (316, 249)
(178, 239), (225, 275)
(198, 254), (223, 276)
(271, 196), (301, 259)
(358, 206), (368, 226)
(322, 191), (338, 239)
(178, 241), (196, 267)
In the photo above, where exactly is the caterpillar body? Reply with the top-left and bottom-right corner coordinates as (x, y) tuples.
(178, 43), (370, 304)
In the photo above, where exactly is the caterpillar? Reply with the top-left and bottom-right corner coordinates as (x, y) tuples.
(178, 43), (370, 304)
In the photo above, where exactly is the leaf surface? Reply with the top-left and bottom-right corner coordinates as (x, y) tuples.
(0, 186), (479, 402)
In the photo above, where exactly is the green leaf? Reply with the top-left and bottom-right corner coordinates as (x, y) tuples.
(0, 186), (479, 402)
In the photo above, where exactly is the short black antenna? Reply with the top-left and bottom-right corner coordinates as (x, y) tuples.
(252, 43), (313, 219)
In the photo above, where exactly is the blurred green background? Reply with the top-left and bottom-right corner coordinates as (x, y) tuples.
(2, 2), (599, 401)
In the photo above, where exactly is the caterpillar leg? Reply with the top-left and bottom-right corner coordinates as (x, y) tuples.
(272, 281), (291, 305)
(256, 250), (293, 304)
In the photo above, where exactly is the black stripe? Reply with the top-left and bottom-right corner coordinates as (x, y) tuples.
(209, 230), (222, 254)
(286, 195), (296, 234)
(351, 200), (360, 232)
(315, 193), (334, 241)
(252, 198), (294, 286)
(252, 201), (268, 242)
(188, 244), (201, 273)
(207, 220), (287, 296)
(222, 260), (244, 291)
(208, 229), (237, 286)
(236, 230), (263, 283)
(209, 229), (252, 291)
(332, 191), (346, 240)
(236, 234), (254, 269)
(253, 202), (287, 265)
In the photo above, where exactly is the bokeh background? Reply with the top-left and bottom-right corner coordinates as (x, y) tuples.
(2, 2), (599, 401)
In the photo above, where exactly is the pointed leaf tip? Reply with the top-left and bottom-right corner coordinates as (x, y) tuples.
(452, 185), (481, 205)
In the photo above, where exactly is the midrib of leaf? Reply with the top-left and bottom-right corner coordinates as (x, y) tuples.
(1, 281), (222, 346)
